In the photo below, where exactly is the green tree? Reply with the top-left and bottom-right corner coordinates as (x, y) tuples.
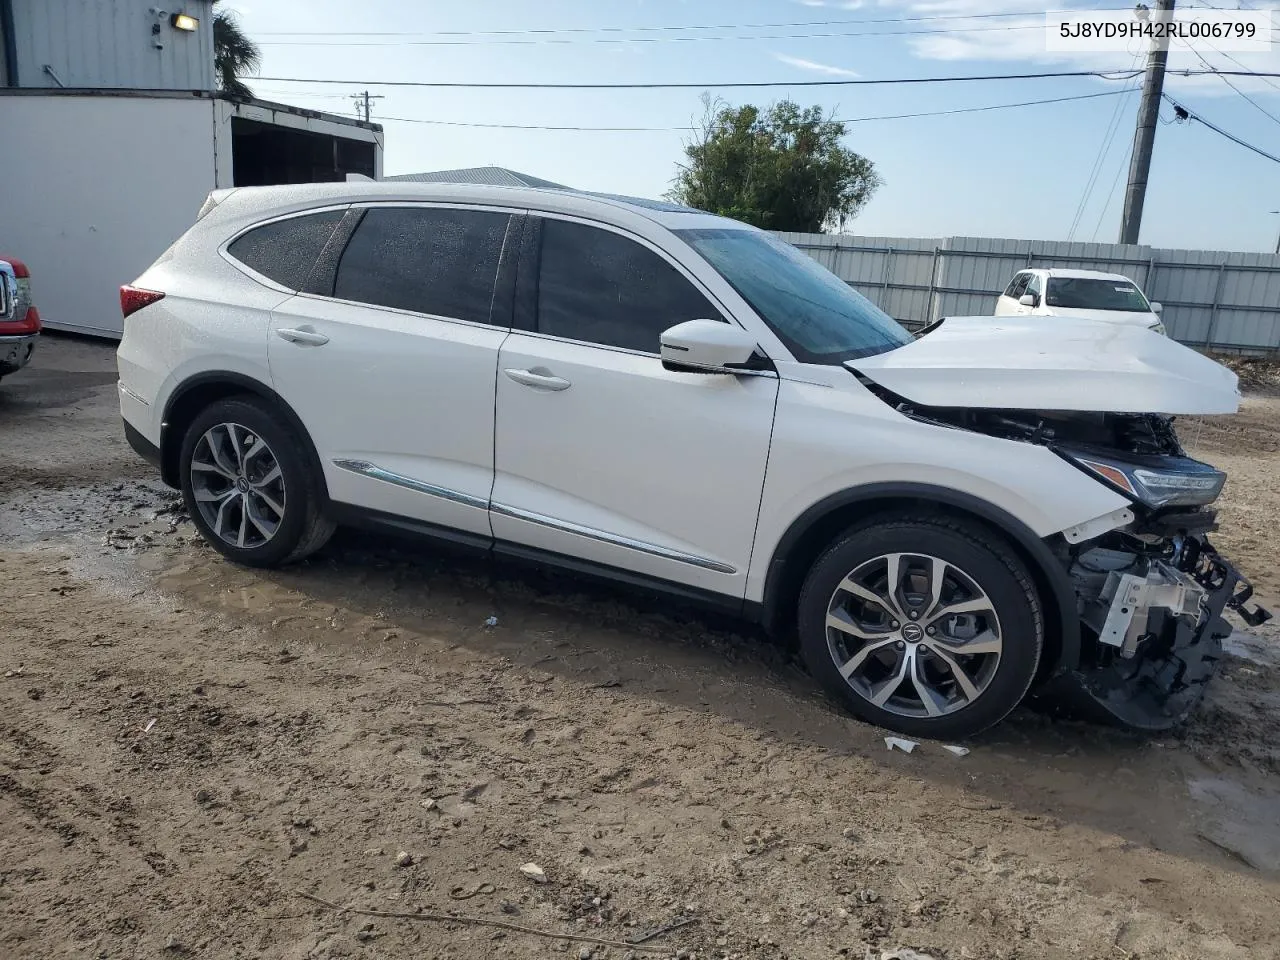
(669, 96), (882, 233)
(213, 2), (260, 99)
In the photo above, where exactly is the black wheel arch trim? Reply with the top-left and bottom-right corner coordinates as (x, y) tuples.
(761, 481), (1081, 674)
(159, 371), (327, 498)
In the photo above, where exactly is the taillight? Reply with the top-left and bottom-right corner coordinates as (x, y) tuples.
(121, 285), (165, 318)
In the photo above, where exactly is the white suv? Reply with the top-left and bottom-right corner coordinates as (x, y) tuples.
(117, 182), (1268, 739)
(994, 268), (1166, 335)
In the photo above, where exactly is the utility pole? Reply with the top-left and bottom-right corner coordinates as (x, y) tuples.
(350, 90), (384, 123)
(1118, 0), (1174, 245)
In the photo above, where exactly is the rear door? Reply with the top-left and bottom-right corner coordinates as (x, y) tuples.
(489, 214), (779, 598)
(268, 204), (521, 539)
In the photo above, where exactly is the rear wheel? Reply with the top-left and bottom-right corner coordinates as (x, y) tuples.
(179, 397), (334, 567)
(797, 517), (1043, 740)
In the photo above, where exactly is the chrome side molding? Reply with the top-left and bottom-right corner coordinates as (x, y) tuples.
(331, 459), (490, 511)
(332, 459), (737, 575)
(490, 501), (736, 574)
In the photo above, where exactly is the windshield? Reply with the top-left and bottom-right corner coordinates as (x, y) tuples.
(1045, 277), (1151, 312)
(677, 228), (913, 363)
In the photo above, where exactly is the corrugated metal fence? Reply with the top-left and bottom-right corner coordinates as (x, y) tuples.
(775, 233), (1280, 354)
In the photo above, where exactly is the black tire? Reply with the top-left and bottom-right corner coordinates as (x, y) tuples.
(797, 515), (1043, 740)
(179, 397), (335, 568)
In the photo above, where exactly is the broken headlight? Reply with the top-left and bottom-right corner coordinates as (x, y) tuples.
(1061, 448), (1226, 509)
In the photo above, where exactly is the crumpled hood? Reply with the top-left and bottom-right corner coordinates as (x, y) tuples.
(848, 316), (1240, 415)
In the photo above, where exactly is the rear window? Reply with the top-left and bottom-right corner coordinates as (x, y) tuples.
(226, 210), (345, 290)
(334, 207), (510, 325)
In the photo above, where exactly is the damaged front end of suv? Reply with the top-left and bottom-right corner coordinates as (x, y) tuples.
(923, 406), (1268, 728)
(851, 316), (1271, 730)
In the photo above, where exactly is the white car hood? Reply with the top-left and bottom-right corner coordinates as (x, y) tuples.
(849, 316), (1240, 415)
(1042, 307), (1159, 327)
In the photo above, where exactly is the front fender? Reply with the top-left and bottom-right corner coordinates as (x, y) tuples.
(745, 375), (1134, 672)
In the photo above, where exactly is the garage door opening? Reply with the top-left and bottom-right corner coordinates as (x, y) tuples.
(231, 117), (377, 187)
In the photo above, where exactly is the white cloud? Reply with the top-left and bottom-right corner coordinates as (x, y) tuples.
(852, 0), (1280, 98)
(773, 53), (862, 77)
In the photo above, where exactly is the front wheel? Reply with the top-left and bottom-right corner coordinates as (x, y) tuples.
(179, 397), (335, 568)
(797, 517), (1043, 740)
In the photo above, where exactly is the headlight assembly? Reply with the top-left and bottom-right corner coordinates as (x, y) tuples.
(1062, 448), (1226, 509)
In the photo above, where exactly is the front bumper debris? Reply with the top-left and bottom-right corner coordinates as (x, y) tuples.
(1040, 538), (1271, 731)
(1094, 560), (1207, 658)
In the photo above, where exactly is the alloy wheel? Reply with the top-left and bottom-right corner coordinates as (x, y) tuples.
(825, 552), (1003, 719)
(189, 422), (286, 549)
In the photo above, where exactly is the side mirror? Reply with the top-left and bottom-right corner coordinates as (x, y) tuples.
(660, 319), (766, 374)
(1018, 293), (1037, 307)
(1150, 301), (1163, 314)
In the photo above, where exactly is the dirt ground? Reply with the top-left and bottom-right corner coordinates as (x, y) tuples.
(2, 334), (1279, 960)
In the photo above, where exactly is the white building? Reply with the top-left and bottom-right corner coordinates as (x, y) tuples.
(0, 0), (384, 337)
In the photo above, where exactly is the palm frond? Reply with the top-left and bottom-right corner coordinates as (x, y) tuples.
(213, 4), (260, 99)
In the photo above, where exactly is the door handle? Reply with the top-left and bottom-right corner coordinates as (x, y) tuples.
(503, 367), (571, 391)
(277, 327), (330, 346)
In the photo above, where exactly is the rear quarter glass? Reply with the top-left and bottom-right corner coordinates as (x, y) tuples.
(226, 210), (347, 290)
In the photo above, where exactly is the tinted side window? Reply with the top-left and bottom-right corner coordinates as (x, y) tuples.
(1025, 273), (1042, 299)
(1005, 273), (1030, 299)
(536, 218), (721, 353)
(227, 210), (345, 290)
(335, 207), (511, 325)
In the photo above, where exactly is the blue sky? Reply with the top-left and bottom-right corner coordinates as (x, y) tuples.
(231, 0), (1280, 252)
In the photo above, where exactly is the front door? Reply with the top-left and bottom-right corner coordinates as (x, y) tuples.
(268, 204), (519, 538)
(490, 215), (778, 599)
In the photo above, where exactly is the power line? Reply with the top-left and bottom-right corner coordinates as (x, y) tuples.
(1213, 51), (1280, 96)
(251, 69), (1278, 90)
(1163, 94), (1280, 163)
(1201, 66), (1280, 128)
(257, 23), (1049, 47)
(371, 89), (1131, 131)
(1181, 0), (1280, 93)
(1177, 37), (1280, 128)
(253, 9), (1088, 37)
(255, 69), (1170, 90)
(1068, 52), (1145, 241)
